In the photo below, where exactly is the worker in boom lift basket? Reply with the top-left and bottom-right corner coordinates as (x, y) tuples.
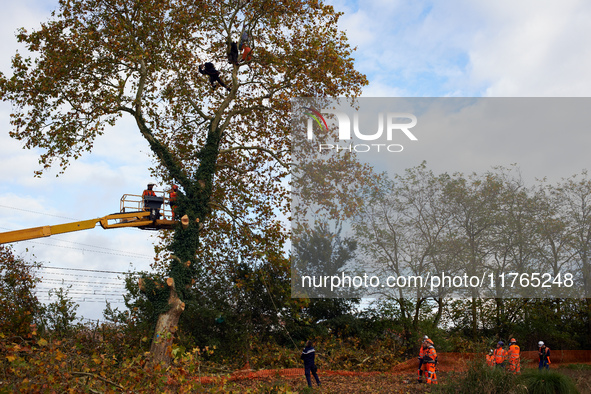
(142, 183), (156, 211)
(169, 185), (178, 219)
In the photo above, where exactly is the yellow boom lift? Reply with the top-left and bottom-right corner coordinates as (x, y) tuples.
(0, 192), (176, 244)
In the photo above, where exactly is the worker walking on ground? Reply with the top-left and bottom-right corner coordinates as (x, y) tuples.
(422, 339), (438, 384)
(507, 338), (521, 374)
(493, 341), (507, 369)
(538, 341), (551, 370)
(300, 340), (321, 388)
(418, 335), (428, 383)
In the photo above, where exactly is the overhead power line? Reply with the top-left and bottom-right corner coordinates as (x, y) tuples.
(23, 239), (151, 260)
(31, 238), (152, 258)
(40, 278), (125, 288)
(38, 266), (133, 275)
(0, 204), (79, 221)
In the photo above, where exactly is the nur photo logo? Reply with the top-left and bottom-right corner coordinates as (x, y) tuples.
(304, 107), (419, 153)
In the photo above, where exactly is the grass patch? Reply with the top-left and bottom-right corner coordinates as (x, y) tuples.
(519, 369), (579, 394)
(436, 362), (580, 394)
(434, 361), (518, 394)
(564, 363), (591, 371)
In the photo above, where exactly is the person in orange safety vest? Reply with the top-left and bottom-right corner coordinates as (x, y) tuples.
(142, 183), (156, 210)
(169, 184), (178, 219)
(486, 349), (495, 367)
(507, 338), (521, 374)
(421, 339), (438, 384)
(418, 335), (428, 383)
(493, 341), (507, 369)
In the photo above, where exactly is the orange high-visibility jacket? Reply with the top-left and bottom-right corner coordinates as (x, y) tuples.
(493, 347), (507, 364)
(486, 354), (495, 367)
(508, 344), (520, 363)
(419, 346), (425, 360)
(423, 347), (437, 363)
(169, 191), (177, 204)
(143, 189), (156, 197)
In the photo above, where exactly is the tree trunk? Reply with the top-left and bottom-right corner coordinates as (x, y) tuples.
(471, 295), (478, 338)
(433, 298), (443, 328)
(586, 298), (591, 342)
(412, 297), (424, 330)
(150, 278), (185, 364)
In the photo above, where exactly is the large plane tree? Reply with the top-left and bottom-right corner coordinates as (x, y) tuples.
(0, 0), (366, 363)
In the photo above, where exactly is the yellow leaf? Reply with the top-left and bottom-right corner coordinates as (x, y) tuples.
(38, 338), (48, 346)
(6, 355), (16, 362)
(55, 350), (66, 361)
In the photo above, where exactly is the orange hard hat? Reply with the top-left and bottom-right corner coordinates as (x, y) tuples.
(425, 338), (434, 345)
(172, 184), (178, 190)
(510, 338), (516, 343)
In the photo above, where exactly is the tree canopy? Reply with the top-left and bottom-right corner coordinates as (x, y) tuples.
(0, 0), (367, 362)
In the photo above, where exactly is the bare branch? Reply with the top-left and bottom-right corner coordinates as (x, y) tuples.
(219, 145), (291, 169)
(216, 163), (247, 174)
(210, 200), (259, 226)
(72, 371), (125, 390)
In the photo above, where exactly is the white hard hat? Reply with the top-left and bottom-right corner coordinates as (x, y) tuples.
(538, 341), (544, 347)
(423, 335), (429, 340)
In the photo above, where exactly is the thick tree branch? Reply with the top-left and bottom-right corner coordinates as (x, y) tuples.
(216, 163), (247, 174)
(72, 372), (125, 390)
(210, 200), (259, 226)
(135, 58), (147, 114)
(119, 106), (191, 189)
(219, 145), (290, 169)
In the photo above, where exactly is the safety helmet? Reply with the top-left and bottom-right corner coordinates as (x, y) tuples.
(538, 341), (544, 347)
(497, 341), (504, 346)
(489, 349), (493, 354)
(147, 183), (155, 187)
(425, 338), (434, 345)
(172, 184), (178, 190)
(510, 338), (516, 343)
(423, 335), (429, 340)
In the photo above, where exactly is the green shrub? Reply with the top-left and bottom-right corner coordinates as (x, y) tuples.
(437, 360), (580, 394)
(435, 360), (520, 394)
(519, 369), (579, 394)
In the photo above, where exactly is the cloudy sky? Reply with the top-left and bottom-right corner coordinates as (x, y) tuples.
(1, 0), (591, 320)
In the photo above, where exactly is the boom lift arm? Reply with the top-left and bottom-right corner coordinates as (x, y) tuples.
(0, 193), (175, 244)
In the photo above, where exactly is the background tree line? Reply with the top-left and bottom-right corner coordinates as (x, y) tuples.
(352, 162), (591, 351)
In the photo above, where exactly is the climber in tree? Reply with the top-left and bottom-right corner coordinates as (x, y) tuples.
(228, 41), (239, 65)
(198, 62), (231, 91)
(239, 27), (252, 62)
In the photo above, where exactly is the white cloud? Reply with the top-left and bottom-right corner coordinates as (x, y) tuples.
(468, 1), (591, 96)
(0, 0), (159, 320)
(329, 0), (591, 97)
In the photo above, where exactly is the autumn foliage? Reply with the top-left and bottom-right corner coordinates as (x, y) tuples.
(0, 0), (368, 364)
(0, 246), (42, 338)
